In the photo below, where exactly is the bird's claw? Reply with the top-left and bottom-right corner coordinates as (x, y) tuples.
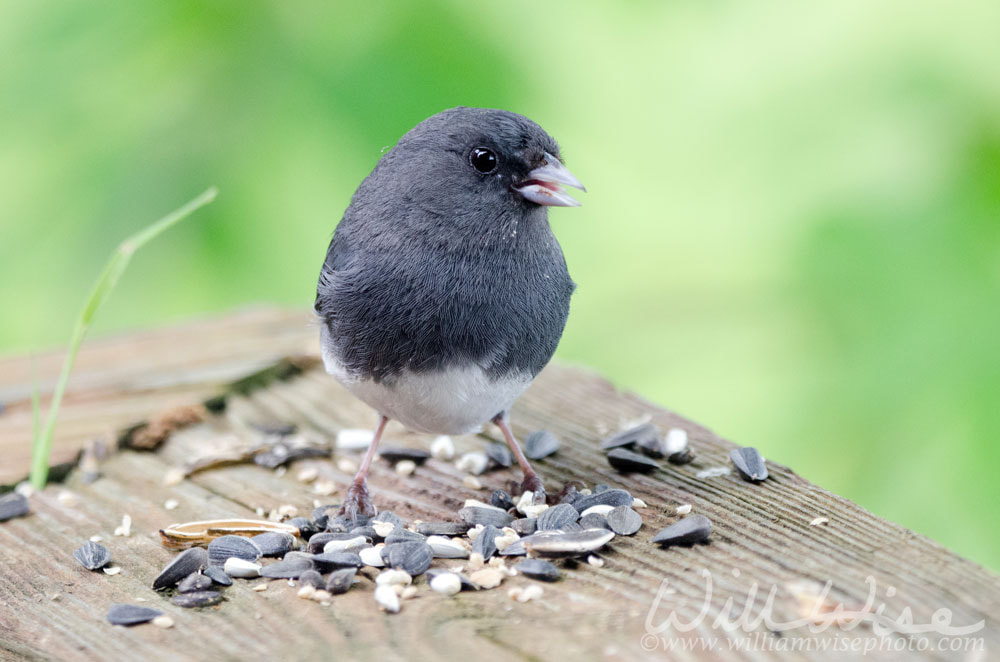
(339, 479), (377, 524)
(520, 474), (546, 505)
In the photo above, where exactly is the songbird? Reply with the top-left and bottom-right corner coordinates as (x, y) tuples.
(315, 107), (584, 520)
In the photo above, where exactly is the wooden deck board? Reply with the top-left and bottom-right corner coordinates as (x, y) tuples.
(1, 308), (997, 661)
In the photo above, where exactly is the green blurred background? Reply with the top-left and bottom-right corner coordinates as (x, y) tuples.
(2, 2), (998, 569)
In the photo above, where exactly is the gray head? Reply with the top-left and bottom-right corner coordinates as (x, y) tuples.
(359, 107), (585, 225)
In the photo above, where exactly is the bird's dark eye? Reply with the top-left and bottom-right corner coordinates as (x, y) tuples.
(469, 147), (497, 174)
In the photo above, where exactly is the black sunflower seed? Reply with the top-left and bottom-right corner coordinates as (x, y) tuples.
(558, 486), (580, 506)
(600, 423), (659, 451)
(207, 535), (262, 567)
(311, 504), (338, 524)
(458, 506), (514, 528)
(171, 591), (224, 608)
(517, 558), (561, 582)
(521, 529), (616, 557)
(298, 569), (325, 590)
(311, 552), (363, 572)
(0, 493), (30, 522)
(378, 447), (431, 465)
(579, 513), (610, 530)
(511, 518), (537, 535)
(204, 565), (232, 586)
(536, 503), (580, 531)
(386, 541), (433, 576)
(668, 449), (694, 465)
(350, 526), (377, 541)
(606, 448), (659, 473)
(637, 432), (666, 458)
(606, 506), (642, 535)
(326, 567), (357, 594)
(651, 515), (712, 547)
(73, 541), (110, 571)
(730, 447), (768, 482)
(485, 443), (513, 468)
(288, 516), (320, 539)
(593, 483), (611, 493)
(107, 603), (162, 626)
(259, 555), (314, 579)
(524, 430), (559, 460)
(415, 521), (470, 536)
(373, 511), (407, 528)
(385, 528), (426, 545)
(308, 532), (359, 554)
(472, 525), (500, 560)
(571, 489), (634, 513)
(253, 445), (328, 469)
(177, 571), (214, 593)
(490, 489), (514, 511)
(153, 547), (208, 590)
(251, 532), (295, 557)
(249, 421), (297, 436)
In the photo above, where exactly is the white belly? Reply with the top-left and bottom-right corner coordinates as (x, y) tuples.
(321, 350), (532, 434)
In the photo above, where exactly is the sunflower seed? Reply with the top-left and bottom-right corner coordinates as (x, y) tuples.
(171, 591), (224, 608)
(260, 555), (314, 579)
(606, 448), (659, 473)
(223, 558), (262, 578)
(517, 558), (561, 582)
(472, 525), (500, 560)
(350, 525), (377, 540)
(600, 423), (658, 451)
(536, 503), (579, 531)
(593, 483), (611, 493)
(571, 489), (634, 513)
(386, 541), (433, 576)
(0, 493), (30, 522)
(523, 528), (616, 557)
(298, 569), (325, 590)
(153, 547), (208, 590)
(675, 504), (692, 515)
(374, 584), (401, 613)
(378, 446), (431, 465)
(204, 565), (233, 586)
(651, 515), (712, 547)
(250, 421), (297, 436)
(490, 490), (514, 511)
(311, 552), (363, 571)
(251, 532), (295, 557)
(606, 506), (642, 535)
(323, 536), (368, 554)
(207, 535), (262, 567)
(459, 506), (514, 528)
(668, 449), (695, 465)
(486, 443), (513, 468)
(579, 513), (610, 530)
(373, 511), (407, 528)
(580, 504), (614, 518)
(637, 430), (666, 458)
(524, 430), (559, 459)
(359, 546), (385, 567)
(730, 447), (768, 482)
(416, 521), (470, 536)
(107, 604), (162, 626)
(73, 541), (110, 571)
(174, 571), (211, 593)
(426, 535), (470, 559)
(288, 517), (320, 539)
(385, 528), (426, 545)
(429, 572), (462, 595)
(326, 567), (356, 594)
(511, 517), (537, 535)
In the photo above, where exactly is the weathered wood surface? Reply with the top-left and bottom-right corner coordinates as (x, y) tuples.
(1, 308), (997, 662)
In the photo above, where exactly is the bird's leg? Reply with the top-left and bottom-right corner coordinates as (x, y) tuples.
(492, 413), (545, 503)
(340, 415), (389, 523)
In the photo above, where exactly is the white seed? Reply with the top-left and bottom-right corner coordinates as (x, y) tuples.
(430, 435), (455, 461)
(57, 491), (79, 507)
(469, 568), (504, 589)
(676, 504), (692, 515)
(523, 503), (549, 519)
(430, 572), (462, 595)
(152, 615), (174, 629)
(580, 504), (615, 518)
(494, 533), (520, 551)
(400, 586), (418, 600)
(587, 555), (604, 568)
(456, 452), (489, 475)
(89, 535), (103, 543)
(360, 546), (386, 567)
(508, 584), (545, 602)
(372, 521), (395, 538)
(103, 565), (122, 576)
(578, 488), (592, 496)
(324, 536), (367, 554)
(696, 466), (731, 479)
(375, 569), (412, 586)
(395, 460), (417, 476)
(664, 428), (688, 455)
(467, 553), (486, 570)
(810, 516), (829, 526)
(163, 468), (185, 486)
(312, 590), (332, 602)
(224, 558), (261, 578)
(374, 584), (401, 613)
(464, 499), (506, 512)
(277, 504), (299, 518)
(163, 499), (179, 511)
(297, 585), (316, 599)
(15, 482), (34, 498)
(337, 428), (374, 450)
(313, 481), (337, 497)
(462, 476), (482, 490)
(336, 458), (358, 473)
(427, 536), (470, 559)
(466, 524), (484, 541)
(297, 467), (318, 483)
(632, 498), (648, 508)
(515, 491), (535, 515)
(114, 514), (132, 537)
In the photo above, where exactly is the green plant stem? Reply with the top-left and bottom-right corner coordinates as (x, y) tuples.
(29, 187), (218, 489)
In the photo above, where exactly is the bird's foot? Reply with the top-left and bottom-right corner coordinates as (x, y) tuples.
(520, 473), (546, 505)
(339, 479), (377, 524)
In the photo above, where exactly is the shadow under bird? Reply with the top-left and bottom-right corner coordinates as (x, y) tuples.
(315, 107), (585, 520)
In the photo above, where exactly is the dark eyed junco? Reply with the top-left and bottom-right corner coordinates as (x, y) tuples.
(314, 107), (585, 520)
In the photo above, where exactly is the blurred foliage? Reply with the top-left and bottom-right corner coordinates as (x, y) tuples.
(1, 1), (997, 568)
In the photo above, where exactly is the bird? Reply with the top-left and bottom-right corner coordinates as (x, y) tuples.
(314, 107), (585, 521)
